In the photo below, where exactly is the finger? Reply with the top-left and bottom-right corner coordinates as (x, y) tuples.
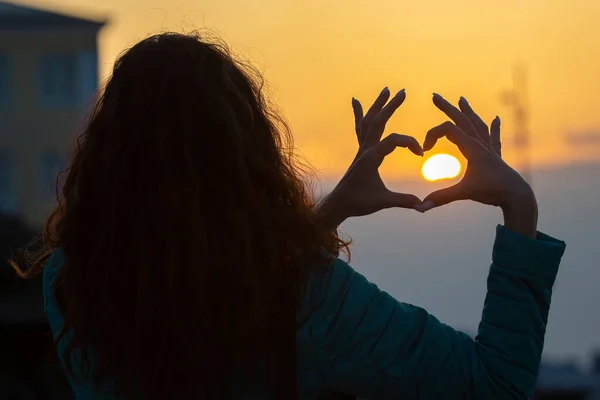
(490, 116), (502, 158)
(375, 133), (423, 163)
(423, 121), (478, 158)
(458, 97), (490, 145)
(416, 183), (467, 212)
(381, 191), (422, 209)
(375, 89), (406, 122)
(365, 89), (406, 144)
(352, 98), (365, 144)
(432, 93), (478, 139)
(362, 87), (391, 126)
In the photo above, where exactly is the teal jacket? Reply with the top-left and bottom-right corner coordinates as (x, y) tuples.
(43, 225), (566, 399)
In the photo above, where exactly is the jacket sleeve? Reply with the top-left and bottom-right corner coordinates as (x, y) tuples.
(296, 225), (566, 399)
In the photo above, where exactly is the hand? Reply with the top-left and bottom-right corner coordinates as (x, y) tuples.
(314, 87), (424, 230)
(415, 93), (538, 238)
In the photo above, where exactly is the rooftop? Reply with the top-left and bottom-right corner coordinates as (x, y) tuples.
(537, 362), (600, 392)
(0, 1), (106, 30)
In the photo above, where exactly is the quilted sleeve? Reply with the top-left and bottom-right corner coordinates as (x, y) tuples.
(297, 225), (566, 399)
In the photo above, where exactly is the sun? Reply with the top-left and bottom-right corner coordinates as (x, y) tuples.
(421, 154), (462, 182)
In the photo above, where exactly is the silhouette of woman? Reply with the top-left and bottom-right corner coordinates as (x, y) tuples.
(14, 32), (565, 399)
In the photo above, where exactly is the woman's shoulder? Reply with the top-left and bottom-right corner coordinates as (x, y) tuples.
(297, 256), (376, 327)
(42, 248), (64, 295)
(42, 247), (66, 333)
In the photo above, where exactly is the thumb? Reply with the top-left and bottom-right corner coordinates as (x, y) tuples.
(382, 191), (422, 209)
(416, 184), (467, 213)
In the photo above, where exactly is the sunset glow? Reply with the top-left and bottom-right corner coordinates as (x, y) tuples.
(20, 0), (600, 176)
(421, 154), (462, 182)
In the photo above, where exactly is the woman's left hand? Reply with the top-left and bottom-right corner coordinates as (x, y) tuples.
(415, 93), (538, 237)
(314, 87), (423, 231)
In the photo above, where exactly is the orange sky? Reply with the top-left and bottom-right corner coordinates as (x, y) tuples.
(16, 0), (600, 179)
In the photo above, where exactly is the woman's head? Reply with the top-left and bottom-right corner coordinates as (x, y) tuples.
(16, 32), (342, 398)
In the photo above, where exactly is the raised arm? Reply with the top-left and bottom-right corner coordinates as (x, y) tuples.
(297, 225), (565, 399)
(306, 93), (566, 399)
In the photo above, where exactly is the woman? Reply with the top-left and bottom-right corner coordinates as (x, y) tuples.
(14, 32), (565, 399)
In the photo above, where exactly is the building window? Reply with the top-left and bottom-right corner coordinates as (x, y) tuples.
(0, 54), (11, 106)
(77, 51), (98, 105)
(39, 53), (77, 106)
(39, 52), (98, 107)
(39, 149), (65, 205)
(0, 150), (18, 214)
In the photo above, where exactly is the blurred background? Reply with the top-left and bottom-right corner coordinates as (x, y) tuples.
(0, 0), (598, 398)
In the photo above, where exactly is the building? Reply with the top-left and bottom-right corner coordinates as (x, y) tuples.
(534, 359), (600, 400)
(0, 1), (105, 227)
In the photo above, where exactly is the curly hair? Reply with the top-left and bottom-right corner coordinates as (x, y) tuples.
(12, 32), (345, 399)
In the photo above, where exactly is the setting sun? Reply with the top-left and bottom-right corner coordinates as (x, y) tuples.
(421, 154), (462, 182)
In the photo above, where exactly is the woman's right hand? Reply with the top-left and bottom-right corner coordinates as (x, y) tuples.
(415, 93), (539, 238)
(313, 87), (424, 231)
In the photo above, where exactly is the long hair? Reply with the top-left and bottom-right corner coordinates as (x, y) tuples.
(12, 32), (344, 399)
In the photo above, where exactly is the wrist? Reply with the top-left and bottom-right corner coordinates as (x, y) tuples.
(313, 191), (348, 232)
(501, 189), (539, 239)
